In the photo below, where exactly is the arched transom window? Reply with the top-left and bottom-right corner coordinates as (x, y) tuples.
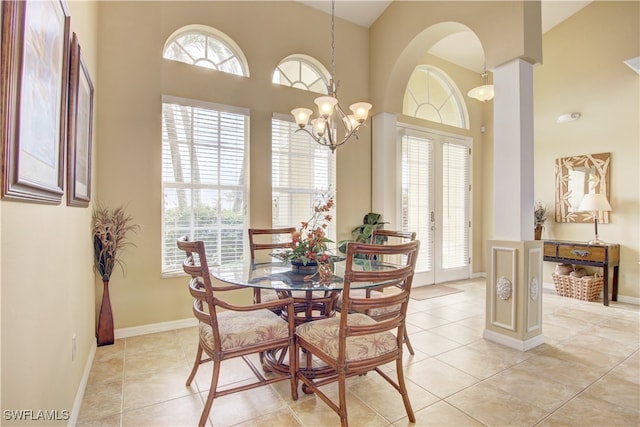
(273, 54), (329, 94)
(163, 25), (249, 77)
(403, 65), (468, 129)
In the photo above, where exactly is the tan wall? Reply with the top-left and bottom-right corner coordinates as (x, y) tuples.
(0, 1), (99, 424)
(534, 1), (640, 299)
(95, 1), (371, 329)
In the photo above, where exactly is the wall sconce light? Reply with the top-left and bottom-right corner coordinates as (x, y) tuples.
(556, 112), (581, 123)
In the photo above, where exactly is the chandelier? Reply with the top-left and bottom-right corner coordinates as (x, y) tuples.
(467, 72), (494, 102)
(290, 0), (372, 153)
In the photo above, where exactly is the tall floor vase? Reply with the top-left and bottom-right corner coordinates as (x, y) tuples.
(97, 279), (114, 346)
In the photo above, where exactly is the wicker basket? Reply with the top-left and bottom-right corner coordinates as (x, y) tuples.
(552, 273), (603, 301)
(572, 274), (603, 301)
(552, 273), (573, 297)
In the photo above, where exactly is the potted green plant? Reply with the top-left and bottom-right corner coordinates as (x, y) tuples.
(92, 205), (140, 346)
(337, 212), (387, 254)
(534, 201), (548, 240)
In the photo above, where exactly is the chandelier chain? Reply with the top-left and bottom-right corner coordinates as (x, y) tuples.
(330, 0), (335, 80)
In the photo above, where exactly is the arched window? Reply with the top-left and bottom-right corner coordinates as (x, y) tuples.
(163, 25), (249, 77)
(403, 65), (468, 129)
(273, 54), (329, 94)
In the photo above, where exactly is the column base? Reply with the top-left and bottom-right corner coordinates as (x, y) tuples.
(484, 240), (545, 351)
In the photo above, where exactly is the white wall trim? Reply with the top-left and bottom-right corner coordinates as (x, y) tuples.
(68, 342), (96, 427)
(482, 328), (545, 351)
(114, 317), (198, 339)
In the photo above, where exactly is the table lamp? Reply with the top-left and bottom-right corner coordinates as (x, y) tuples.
(578, 193), (612, 245)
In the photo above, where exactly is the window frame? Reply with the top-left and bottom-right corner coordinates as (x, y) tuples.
(161, 95), (250, 277)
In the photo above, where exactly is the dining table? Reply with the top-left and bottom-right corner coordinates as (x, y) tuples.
(210, 255), (401, 382)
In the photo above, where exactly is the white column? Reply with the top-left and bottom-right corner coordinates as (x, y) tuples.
(485, 58), (544, 350)
(493, 59), (535, 241)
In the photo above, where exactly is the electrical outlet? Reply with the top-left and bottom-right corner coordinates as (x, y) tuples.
(72, 334), (77, 361)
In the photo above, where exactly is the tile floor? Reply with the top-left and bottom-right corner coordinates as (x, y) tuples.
(78, 279), (640, 426)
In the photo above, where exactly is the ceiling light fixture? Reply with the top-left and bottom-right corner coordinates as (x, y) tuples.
(556, 112), (581, 123)
(291, 0), (372, 153)
(467, 72), (494, 102)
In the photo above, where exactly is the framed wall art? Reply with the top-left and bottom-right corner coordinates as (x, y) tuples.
(1, 0), (70, 204)
(67, 32), (94, 207)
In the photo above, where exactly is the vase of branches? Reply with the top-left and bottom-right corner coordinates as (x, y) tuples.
(92, 205), (140, 346)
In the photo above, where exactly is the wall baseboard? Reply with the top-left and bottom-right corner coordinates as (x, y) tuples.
(68, 342), (96, 427)
(115, 317), (198, 339)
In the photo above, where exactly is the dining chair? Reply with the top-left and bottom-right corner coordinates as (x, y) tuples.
(337, 229), (417, 355)
(248, 227), (296, 307)
(293, 239), (420, 427)
(177, 236), (296, 427)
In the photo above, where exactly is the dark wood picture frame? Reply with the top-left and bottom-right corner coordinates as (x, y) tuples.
(0, 0), (70, 204)
(67, 32), (93, 207)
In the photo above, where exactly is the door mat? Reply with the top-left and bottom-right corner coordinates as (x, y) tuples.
(410, 284), (463, 301)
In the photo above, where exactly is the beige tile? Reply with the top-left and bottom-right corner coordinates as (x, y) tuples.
(541, 343), (626, 374)
(404, 358), (478, 398)
(422, 306), (475, 322)
(465, 338), (535, 365)
(234, 407), (303, 427)
(88, 352), (124, 385)
(124, 330), (182, 356)
(394, 400), (483, 427)
(514, 352), (603, 389)
(445, 381), (549, 426)
(190, 354), (268, 393)
(121, 393), (204, 426)
(123, 366), (197, 411)
(201, 384), (289, 427)
(405, 311), (451, 330)
(428, 323), (482, 345)
(124, 345), (190, 376)
(563, 329), (639, 358)
(347, 373), (440, 422)
(483, 365), (582, 412)
(406, 330), (462, 356)
(537, 392), (640, 427)
(77, 380), (123, 423)
(435, 345), (517, 379)
(290, 388), (389, 427)
(76, 412), (122, 426)
(581, 374), (640, 413)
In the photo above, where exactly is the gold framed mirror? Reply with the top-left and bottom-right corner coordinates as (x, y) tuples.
(554, 152), (611, 223)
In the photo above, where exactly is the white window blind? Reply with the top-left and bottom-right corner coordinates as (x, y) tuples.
(401, 132), (434, 273)
(441, 142), (470, 269)
(162, 95), (249, 274)
(271, 115), (336, 245)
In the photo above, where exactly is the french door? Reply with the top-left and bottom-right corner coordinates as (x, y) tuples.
(400, 127), (471, 285)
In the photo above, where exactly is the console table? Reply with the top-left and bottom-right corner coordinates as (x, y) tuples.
(543, 240), (620, 306)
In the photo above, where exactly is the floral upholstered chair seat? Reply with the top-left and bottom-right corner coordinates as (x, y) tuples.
(295, 312), (398, 362)
(336, 288), (401, 316)
(199, 309), (290, 352)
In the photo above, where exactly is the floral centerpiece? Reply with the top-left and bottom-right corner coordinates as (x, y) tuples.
(283, 190), (335, 280)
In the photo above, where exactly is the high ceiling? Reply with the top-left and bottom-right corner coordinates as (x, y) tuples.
(298, 0), (592, 73)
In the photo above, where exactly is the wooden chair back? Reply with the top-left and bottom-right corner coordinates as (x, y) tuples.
(340, 240), (420, 349)
(248, 227), (296, 263)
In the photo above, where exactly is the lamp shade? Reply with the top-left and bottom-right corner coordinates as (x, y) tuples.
(578, 193), (612, 212)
